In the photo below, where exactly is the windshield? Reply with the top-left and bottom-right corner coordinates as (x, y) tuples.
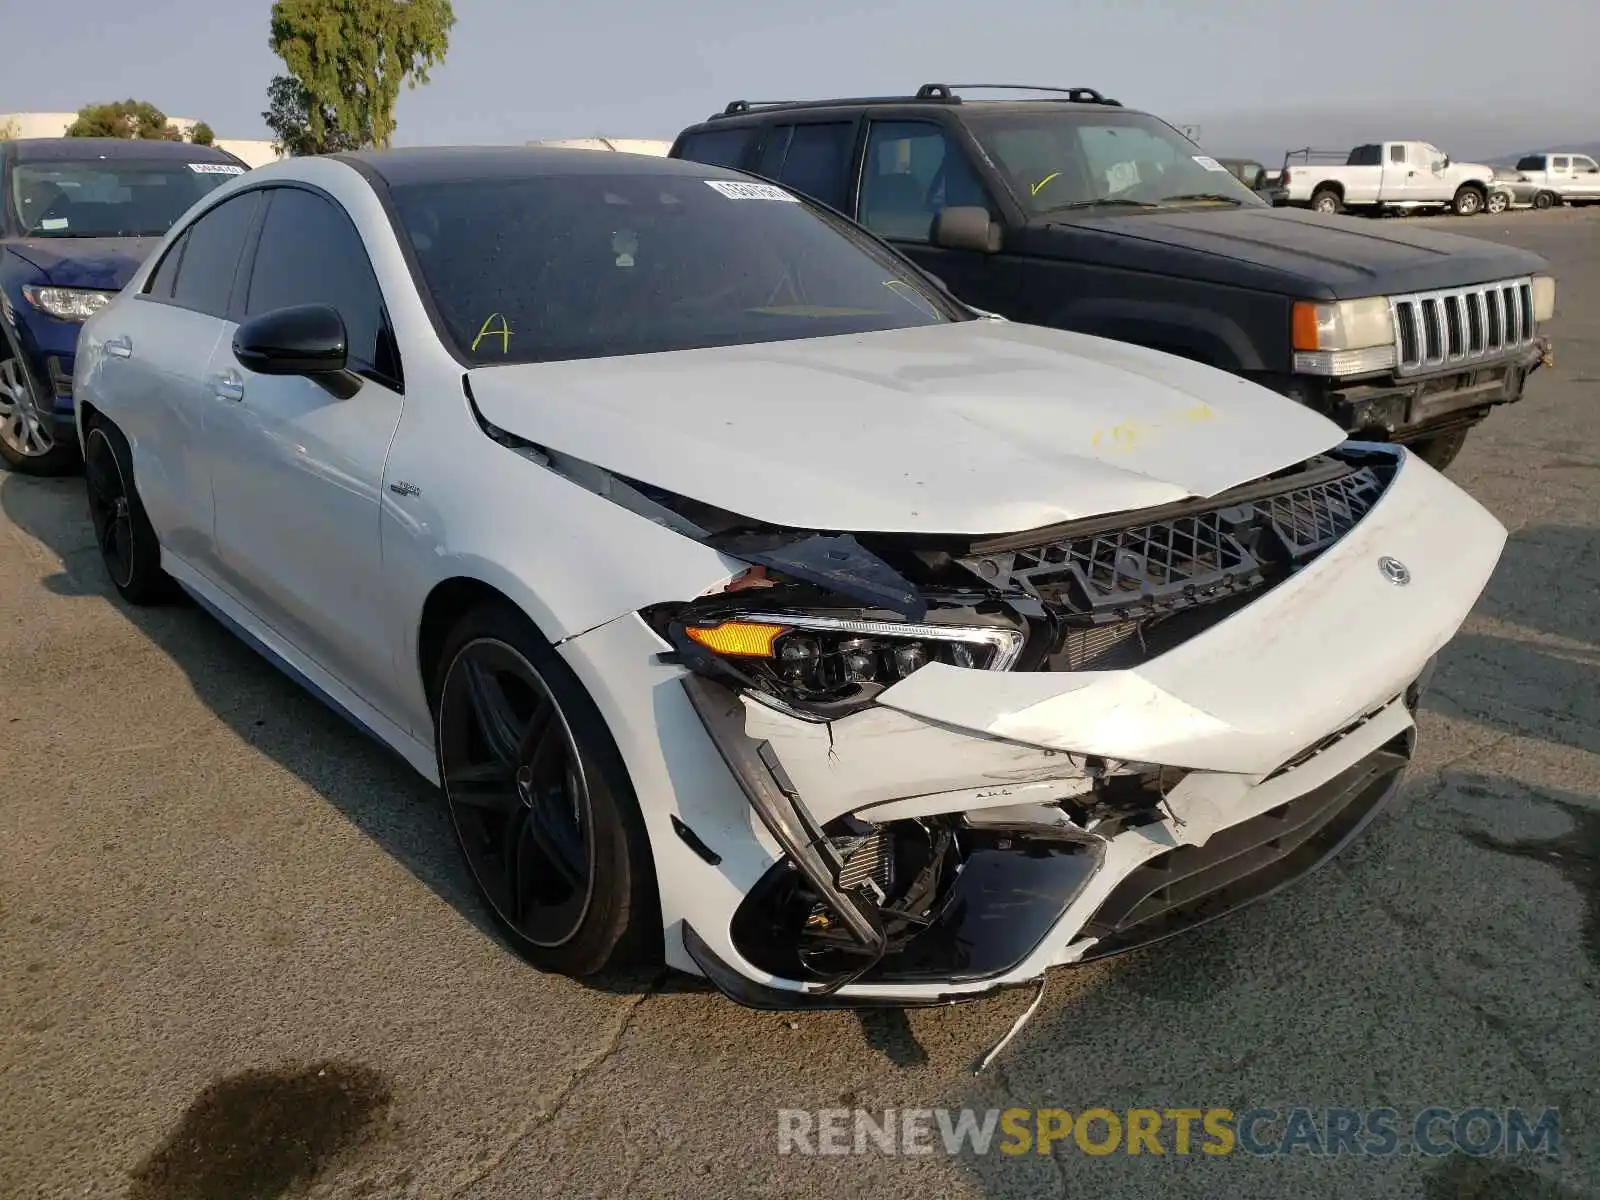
(391, 172), (964, 366)
(9, 158), (244, 238)
(964, 111), (1266, 214)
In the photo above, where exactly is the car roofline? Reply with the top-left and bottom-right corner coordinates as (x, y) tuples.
(697, 83), (1132, 124)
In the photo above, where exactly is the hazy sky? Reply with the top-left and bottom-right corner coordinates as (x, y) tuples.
(6, 0), (1595, 160)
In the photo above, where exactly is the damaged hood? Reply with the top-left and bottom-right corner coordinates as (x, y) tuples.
(468, 320), (1343, 536)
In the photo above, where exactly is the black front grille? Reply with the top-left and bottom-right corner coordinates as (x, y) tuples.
(959, 459), (1386, 624)
(1076, 734), (1413, 961)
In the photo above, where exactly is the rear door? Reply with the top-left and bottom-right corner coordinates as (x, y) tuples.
(749, 119), (859, 213)
(1374, 143), (1410, 203)
(96, 189), (264, 573)
(202, 184), (409, 718)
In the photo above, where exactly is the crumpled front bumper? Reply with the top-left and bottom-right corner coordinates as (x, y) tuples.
(675, 446), (1507, 1007)
(1326, 337), (1551, 439)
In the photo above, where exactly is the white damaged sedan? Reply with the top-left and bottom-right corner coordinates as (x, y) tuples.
(73, 148), (1506, 1009)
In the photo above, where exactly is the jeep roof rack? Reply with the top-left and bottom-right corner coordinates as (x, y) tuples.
(713, 93), (956, 119)
(915, 83), (1122, 106)
(711, 83), (1120, 120)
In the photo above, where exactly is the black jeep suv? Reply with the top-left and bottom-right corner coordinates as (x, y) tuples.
(671, 84), (1555, 469)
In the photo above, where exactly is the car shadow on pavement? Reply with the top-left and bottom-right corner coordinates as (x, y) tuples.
(1425, 523), (1600, 757)
(0, 472), (660, 998)
(945, 767), (1597, 1199)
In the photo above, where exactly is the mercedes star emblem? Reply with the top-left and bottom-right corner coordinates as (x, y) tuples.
(1378, 556), (1411, 586)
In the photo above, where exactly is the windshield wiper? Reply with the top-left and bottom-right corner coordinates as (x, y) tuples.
(1037, 198), (1158, 214)
(1156, 193), (1246, 206)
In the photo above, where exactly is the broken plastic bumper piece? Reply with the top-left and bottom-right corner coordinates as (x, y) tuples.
(674, 448), (1504, 1007)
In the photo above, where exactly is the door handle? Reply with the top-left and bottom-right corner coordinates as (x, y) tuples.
(104, 335), (132, 359)
(207, 371), (245, 402)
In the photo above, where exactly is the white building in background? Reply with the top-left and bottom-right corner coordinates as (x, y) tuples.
(529, 137), (672, 156)
(0, 111), (280, 168)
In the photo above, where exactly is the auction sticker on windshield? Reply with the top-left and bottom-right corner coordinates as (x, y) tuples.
(1193, 156), (1229, 172)
(188, 163), (246, 175)
(704, 180), (799, 202)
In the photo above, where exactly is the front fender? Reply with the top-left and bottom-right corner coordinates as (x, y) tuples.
(377, 369), (749, 737)
(1052, 296), (1266, 373)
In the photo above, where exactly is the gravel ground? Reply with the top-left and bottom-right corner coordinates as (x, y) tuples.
(2, 206), (1596, 1200)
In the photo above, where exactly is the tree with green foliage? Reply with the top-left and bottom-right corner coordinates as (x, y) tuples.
(65, 100), (186, 140)
(262, 73), (367, 156)
(267, 0), (455, 153)
(190, 121), (216, 146)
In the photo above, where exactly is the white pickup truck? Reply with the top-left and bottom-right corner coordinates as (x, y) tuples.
(1278, 141), (1498, 216)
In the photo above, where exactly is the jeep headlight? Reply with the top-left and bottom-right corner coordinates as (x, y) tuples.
(1531, 275), (1555, 323)
(21, 285), (114, 322)
(1290, 297), (1396, 376)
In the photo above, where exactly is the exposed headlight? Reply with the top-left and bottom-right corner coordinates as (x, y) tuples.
(1531, 275), (1556, 323)
(1291, 296), (1396, 376)
(21, 286), (114, 322)
(668, 609), (1025, 719)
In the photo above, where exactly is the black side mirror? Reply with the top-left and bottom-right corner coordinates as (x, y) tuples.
(234, 304), (349, 377)
(933, 206), (1002, 254)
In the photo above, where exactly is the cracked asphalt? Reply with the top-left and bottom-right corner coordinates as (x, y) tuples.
(3, 208), (1597, 1200)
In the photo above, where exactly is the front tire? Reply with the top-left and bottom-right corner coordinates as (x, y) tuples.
(83, 415), (174, 604)
(1452, 186), (1485, 216)
(0, 352), (80, 475)
(1411, 428), (1470, 472)
(432, 602), (660, 978)
(1486, 191), (1509, 214)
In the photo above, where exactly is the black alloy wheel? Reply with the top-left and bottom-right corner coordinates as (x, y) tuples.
(82, 416), (171, 604)
(85, 427), (136, 590)
(439, 636), (600, 951)
(434, 603), (661, 978)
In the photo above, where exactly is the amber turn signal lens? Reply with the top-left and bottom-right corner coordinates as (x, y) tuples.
(1291, 300), (1323, 351)
(684, 621), (790, 657)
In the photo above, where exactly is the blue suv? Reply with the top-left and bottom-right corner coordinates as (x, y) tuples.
(0, 137), (247, 474)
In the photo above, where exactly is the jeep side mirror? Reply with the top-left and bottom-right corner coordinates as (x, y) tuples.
(933, 207), (1002, 254)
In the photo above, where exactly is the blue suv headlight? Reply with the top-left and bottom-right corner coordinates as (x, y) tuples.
(21, 285), (115, 322)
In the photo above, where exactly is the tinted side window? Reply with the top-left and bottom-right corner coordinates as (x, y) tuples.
(1348, 145), (1381, 166)
(245, 187), (395, 383)
(170, 192), (263, 317)
(144, 231), (188, 299)
(757, 122), (854, 210)
(859, 120), (991, 242)
(1388, 144), (1406, 164)
(756, 125), (793, 180)
(677, 127), (756, 169)
(1516, 156), (1544, 172)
